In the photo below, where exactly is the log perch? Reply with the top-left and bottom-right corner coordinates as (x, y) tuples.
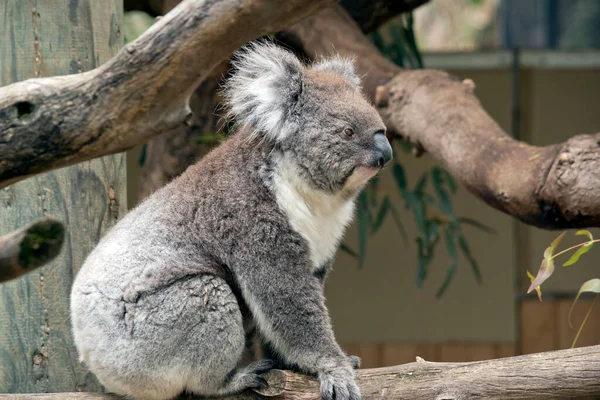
(1, 344), (599, 399)
(0, 217), (65, 283)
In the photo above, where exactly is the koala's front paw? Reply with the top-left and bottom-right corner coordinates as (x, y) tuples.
(239, 359), (275, 390)
(318, 365), (361, 400)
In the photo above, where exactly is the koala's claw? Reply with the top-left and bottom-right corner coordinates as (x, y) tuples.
(239, 359), (274, 390)
(318, 368), (361, 400)
(247, 359), (275, 374)
(247, 374), (269, 390)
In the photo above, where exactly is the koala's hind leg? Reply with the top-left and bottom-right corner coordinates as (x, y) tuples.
(74, 274), (270, 400)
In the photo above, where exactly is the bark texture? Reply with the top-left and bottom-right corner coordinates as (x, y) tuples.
(0, 218), (64, 283)
(0, 0), (335, 190)
(1, 344), (600, 399)
(285, 5), (600, 229)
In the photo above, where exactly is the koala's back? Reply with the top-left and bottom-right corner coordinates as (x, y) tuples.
(73, 132), (276, 289)
(70, 133), (283, 398)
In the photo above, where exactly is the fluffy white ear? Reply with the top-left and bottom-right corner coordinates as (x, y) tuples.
(223, 41), (305, 142)
(311, 55), (361, 91)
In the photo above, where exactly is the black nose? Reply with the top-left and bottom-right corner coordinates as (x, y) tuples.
(373, 131), (393, 168)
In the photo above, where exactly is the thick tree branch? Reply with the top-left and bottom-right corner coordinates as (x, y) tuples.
(0, 0), (334, 190)
(0, 218), (65, 283)
(286, 5), (600, 229)
(2, 345), (600, 399)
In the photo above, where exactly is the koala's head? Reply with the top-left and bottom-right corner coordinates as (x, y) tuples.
(224, 42), (392, 195)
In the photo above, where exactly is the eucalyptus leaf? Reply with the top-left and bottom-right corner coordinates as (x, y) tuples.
(404, 13), (424, 68)
(436, 231), (458, 298)
(369, 175), (381, 207)
(138, 143), (147, 167)
(392, 163), (408, 194)
(563, 230), (595, 267)
(458, 217), (497, 234)
(432, 167), (455, 220)
(340, 243), (358, 259)
(527, 232), (566, 293)
(526, 270), (542, 301)
(357, 191), (370, 269)
(568, 278), (600, 348)
(458, 234), (482, 284)
(569, 278), (600, 327)
(372, 196), (391, 234)
(389, 203), (409, 244)
(414, 172), (429, 195)
(416, 238), (428, 288)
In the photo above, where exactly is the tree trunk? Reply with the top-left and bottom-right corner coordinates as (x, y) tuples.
(0, 1), (126, 393)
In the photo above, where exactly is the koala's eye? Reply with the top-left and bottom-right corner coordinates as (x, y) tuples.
(344, 128), (355, 137)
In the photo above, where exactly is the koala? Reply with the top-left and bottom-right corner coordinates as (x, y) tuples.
(70, 41), (392, 400)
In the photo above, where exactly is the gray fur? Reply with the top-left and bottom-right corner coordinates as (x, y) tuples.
(71, 41), (389, 400)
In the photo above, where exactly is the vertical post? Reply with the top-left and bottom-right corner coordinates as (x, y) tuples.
(0, 1), (125, 393)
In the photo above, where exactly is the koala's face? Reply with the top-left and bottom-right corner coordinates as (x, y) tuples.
(224, 42), (392, 194)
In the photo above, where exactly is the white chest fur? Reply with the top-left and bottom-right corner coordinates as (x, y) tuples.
(272, 156), (356, 270)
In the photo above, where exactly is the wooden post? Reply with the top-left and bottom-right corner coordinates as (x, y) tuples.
(0, 1), (125, 393)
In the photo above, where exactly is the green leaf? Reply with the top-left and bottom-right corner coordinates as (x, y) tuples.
(563, 230), (595, 267)
(404, 13), (424, 69)
(340, 243), (358, 259)
(548, 231), (567, 256)
(569, 278), (600, 326)
(370, 31), (388, 55)
(568, 279), (600, 348)
(436, 231), (458, 298)
(407, 193), (427, 234)
(526, 270), (542, 301)
(392, 163), (407, 195)
(368, 174), (381, 207)
(372, 196), (391, 233)
(138, 143), (147, 166)
(527, 232), (566, 293)
(458, 234), (482, 284)
(389, 25), (407, 67)
(416, 238), (428, 288)
(357, 191), (370, 269)
(576, 229), (594, 241)
(440, 168), (457, 193)
(388, 203), (409, 244)
(432, 167), (455, 220)
(427, 219), (440, 246)
(457, 217), (497, 234)
(393, 163), (427, 235)
(414, 172), (429, 195)
(420, 193), (436, 205)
